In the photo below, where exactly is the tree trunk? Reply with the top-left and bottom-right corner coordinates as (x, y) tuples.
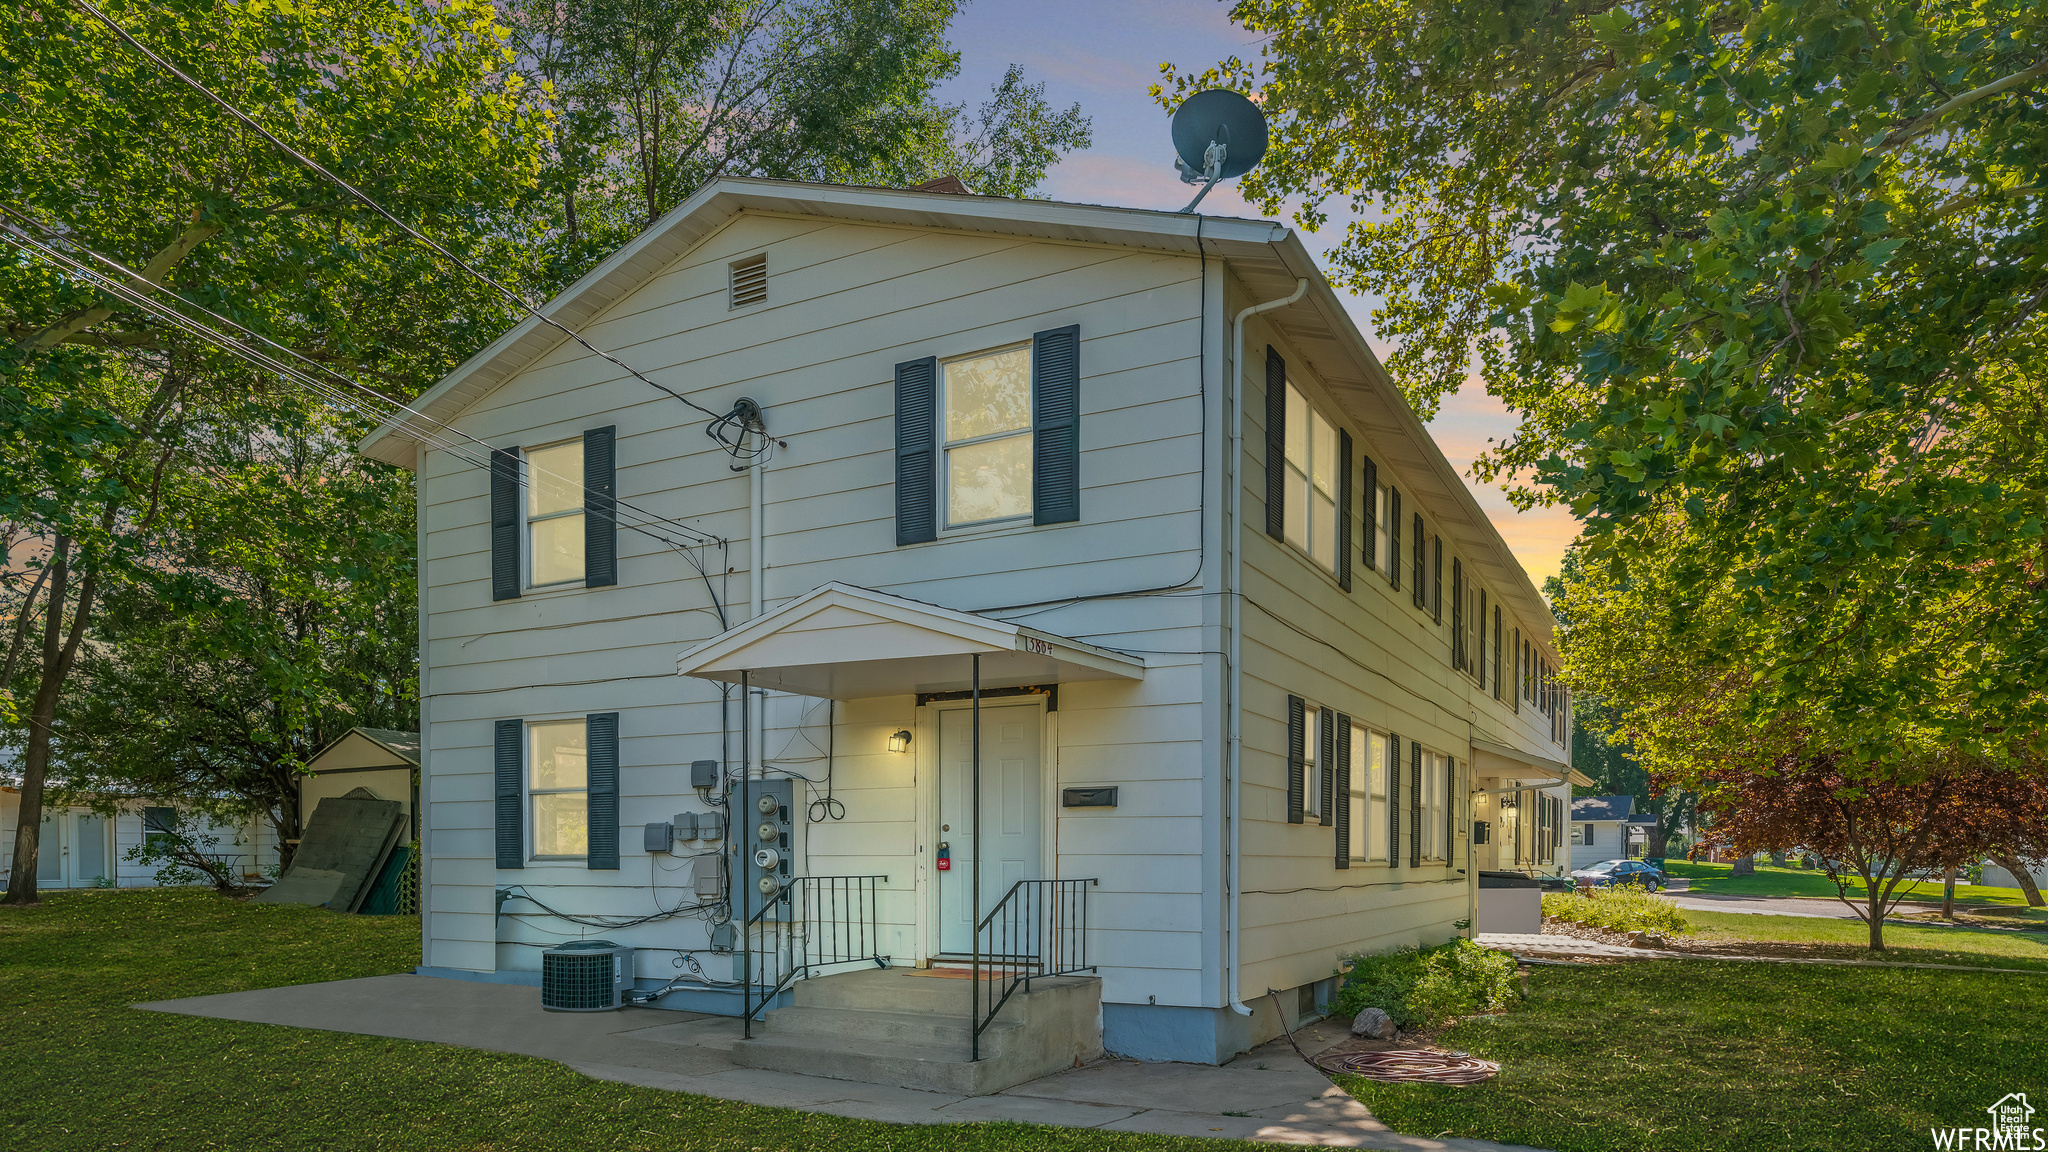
(4, 540), (96, 906)
(1942, 869), (1957, 919)
(1866, 885), (1886, 950)
(1993, 854), (2045, 907)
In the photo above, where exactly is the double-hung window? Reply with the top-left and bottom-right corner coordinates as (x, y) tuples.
(1281, 384), (1341, 574)
(1302, 704), (1326, 820)
(1348, 727), (1388, 862)
(1373, 486), (1389, 576)
(529, 720), (589, 858)
(525, 439), (586, 587)
(1420, 752), (1442, 860)
(941, 345), (1035, 527)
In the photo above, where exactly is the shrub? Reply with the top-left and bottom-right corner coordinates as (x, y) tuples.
(1329, 938), (1518, 1030)
(1542, 887), (1691, 935)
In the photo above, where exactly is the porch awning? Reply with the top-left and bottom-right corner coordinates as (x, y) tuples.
(674, 582), (1146, 700)
(1469, 738), (1587, 787)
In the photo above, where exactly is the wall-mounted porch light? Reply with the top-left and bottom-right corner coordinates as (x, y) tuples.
(887, 729), (912, 754)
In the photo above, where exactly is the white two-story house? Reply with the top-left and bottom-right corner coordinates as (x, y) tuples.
(358, 178), (1573, 1088)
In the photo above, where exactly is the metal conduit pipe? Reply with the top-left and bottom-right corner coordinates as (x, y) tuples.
(1225, 274), (1308, 1018)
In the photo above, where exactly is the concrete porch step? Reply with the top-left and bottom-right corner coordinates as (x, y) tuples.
(745, 1003), (1022, 1052)
(729, 1030), (1017, 1096)
(730, 966), (1103, 1095)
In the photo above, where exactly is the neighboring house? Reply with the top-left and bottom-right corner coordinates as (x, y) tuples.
(1981, 859), (2048, 891)
(0, 785), (279, 890)
(357, 178), (1575, 1074)
(1570, 794), (1636, 869)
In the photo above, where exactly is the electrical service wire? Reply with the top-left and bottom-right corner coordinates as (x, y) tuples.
(497, 883), (713, 930)
(69, 0), (736, 430)
(0, 213), (736, 628)
(0, 208), (720, 546)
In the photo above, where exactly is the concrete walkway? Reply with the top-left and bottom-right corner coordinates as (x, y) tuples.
(138, 974), (1546, 1151)
(1474, 932), (2047, 973)
(1667, 893), (1853, 919)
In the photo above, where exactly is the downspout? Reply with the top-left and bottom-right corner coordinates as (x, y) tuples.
(1225, 273), (1309, 1017)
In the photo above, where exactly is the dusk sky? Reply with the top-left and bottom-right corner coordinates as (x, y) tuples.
(936, 0), (1581, 587)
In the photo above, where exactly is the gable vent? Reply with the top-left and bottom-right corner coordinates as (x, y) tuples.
(729, 254), (767, 308)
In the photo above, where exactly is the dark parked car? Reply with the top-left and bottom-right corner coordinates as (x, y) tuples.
(1571, 859), (1668, 891)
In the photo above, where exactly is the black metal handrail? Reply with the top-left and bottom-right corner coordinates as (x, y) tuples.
(742, 874), (889, 1030)
(972, 877), (1096, 1058)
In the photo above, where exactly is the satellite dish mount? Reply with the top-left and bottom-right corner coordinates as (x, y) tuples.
(1171, 90), (1268, 214)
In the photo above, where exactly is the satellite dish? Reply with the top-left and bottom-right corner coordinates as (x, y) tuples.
(1171, 89), (1268, 213)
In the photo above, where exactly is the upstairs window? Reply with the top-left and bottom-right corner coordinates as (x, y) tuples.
(526, 440), (585, 587)
(1282, 383), (1340, 574)
(1373, 485), (1389, 577)
(943, 345), (1034, 527)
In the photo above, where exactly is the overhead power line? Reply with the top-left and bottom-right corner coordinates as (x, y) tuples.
(70, 0), (739, 432)
(1, 217), (732, 621)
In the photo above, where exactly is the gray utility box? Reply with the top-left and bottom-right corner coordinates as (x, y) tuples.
(737, 779), (795, 920)
(540, 940), (635, 1011)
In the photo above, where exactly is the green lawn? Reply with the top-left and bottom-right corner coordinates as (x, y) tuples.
(1664, 859), (2037, 907)
(1681, 909), (2048, 970)
(1339, 961), (2048, 1152)
(0, 889), (1243, 1152)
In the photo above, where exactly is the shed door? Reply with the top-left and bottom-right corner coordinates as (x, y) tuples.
(935, 704), (1043, 955)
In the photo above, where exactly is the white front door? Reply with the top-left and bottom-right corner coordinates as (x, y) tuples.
(68, 812), (109, 887)
(35, 812), (62, 886)
(936, 703), (1043, 955)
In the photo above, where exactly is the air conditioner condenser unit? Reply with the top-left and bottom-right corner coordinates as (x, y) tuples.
(540, 940), (635, 1011)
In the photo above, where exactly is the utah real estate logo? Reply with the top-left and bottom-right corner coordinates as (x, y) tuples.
(1932, 1093), (2044, 1150)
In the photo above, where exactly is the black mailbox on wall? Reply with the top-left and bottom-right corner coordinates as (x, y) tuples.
(1061, 786), (1119, 808)
(1472, 820), (1491, 845)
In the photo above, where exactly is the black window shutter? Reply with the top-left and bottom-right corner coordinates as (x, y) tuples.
(1388, 488), (1401, 590)
(1032, 324), (1081, 525)
(1409, 741), (1424, 867)
(1265, 347), (1287, 541)
(1386, 734), (1401, 867)
(1336, 429), (1353, 591)
(586, 712), (620, 870)
(1361, 455), (1378, 572)
(1493, 607), (1504, 699)
(1286, 695), (1307, 825)
(1446, 756), (1458, 859)
(1411, 514), (1425, 607)
(1432, 535), (1443, 624)
(1476, 590), (1486, 686)
(491, 448), (521, 601)
(495, 719), (523, 869)
(895, 356), (939, 545)
(1515, 631), (1523, 712)
(583, 425), (617, 588)
(1334, 717), (1352, 867)
(1451, 559), (1464, 668)
(1317, 705), (1336, 827)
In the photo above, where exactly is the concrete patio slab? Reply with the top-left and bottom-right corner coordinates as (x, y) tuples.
(137, 972), (1551, 1150)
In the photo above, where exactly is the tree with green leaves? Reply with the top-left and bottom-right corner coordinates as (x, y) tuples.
(1, 0), (547, 903)
(501, 0), (1091, 271)
(52, 421), (417, 870)
(1165, 0), (2048, 769)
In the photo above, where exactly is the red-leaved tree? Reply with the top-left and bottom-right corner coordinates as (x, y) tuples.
(1696, 755), (2048, 950)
